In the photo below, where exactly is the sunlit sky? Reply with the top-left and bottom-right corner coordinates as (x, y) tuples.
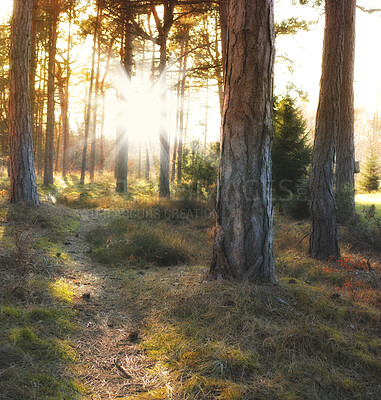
(1, 0), (380, 142)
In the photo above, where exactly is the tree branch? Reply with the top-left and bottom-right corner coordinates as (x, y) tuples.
(357, 5), (381, 14)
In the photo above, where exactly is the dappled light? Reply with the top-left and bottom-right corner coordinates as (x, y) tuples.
(1, 0), (381, 398)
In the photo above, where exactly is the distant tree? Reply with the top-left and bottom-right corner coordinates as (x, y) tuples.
(309, 0), (345, 260)
(43, 0), (59, 186)
(209, 0), (275, 283)
(9, 0), (39, 205)
(181, 141), (219, 199)
(272, 96), (311, 203)
(360, 153), (381, 193)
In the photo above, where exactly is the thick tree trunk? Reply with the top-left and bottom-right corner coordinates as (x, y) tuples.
(208, 0), (275, 283)
(309, 0), (345, 260)
(335, 0), (356, 223)
(30, 0), (38, 138)
(43, 0), (59, 186)
(115, 19), (132, 193)
(9, 0), (39, 205)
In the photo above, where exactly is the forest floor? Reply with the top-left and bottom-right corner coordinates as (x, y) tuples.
(1, 184), (381, 399)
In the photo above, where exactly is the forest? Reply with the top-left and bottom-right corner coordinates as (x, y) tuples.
(1, 0), (381, 399)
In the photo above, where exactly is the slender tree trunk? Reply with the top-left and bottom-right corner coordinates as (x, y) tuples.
(9, 0), (39, 205)
(55, 120), (61, 172)
(335, 0), (356, 223)
(208, 0), (275, 283)
(158, 38), (170, 197)
(177, 38), (189, 184)
(80, 4), (99, 185)
(62, 9), (72, 177)
(309, 0), (345, 260)
(89, 17), (102, 182)
(43, 0), (59, 186)
(145, 146), (150, 180)
(115, 18), (132, 193)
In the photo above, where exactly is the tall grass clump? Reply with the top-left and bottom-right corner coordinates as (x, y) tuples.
(87, 217), (190, 266)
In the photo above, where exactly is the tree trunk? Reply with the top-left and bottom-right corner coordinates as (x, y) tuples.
(89, 17), (102, 182)
(115, 18), (132, 193)
(30, 0), (38, 139)
(309, 0), (345, 260)
(9, 0), (39, 205)
(335, 0), (356, 223)
(177, 38), (189, 184)
(43, 0), (59, 186)
(62, 8), (72, 177)
(158, 38), (170, 197)
(80, 4), (99, 185)
(208, 0), (275, 283)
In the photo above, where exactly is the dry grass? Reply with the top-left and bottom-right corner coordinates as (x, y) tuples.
(1, 185), (381, 399)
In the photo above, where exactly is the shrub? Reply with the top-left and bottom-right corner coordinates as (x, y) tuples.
(360, 152), (381, 193)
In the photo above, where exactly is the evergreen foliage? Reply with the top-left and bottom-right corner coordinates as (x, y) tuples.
(272, 95), (311, 217)
(360, 152), (381, 193)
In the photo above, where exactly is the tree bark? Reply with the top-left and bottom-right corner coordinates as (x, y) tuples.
(43, 0), (59, 186)
(62, 7), (72, 177)
(115, 17), (132, 193)
(208, 0), (275, 283)
(309, 0), (345, 260)
(335, 0), (356, 222)
(9, 0), (39, 205)
(30, 0), (39, 139)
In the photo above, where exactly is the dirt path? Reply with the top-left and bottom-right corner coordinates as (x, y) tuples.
(61, 211), (152, 399)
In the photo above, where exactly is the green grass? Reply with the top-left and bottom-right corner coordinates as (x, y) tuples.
(0, 176), (380, 399)
(356, 193), (381, 219)
(0, 201), (85, 399)
(119, 263), (381, 400)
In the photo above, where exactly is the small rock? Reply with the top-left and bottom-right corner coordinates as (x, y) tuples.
(82, 293), (91, 300)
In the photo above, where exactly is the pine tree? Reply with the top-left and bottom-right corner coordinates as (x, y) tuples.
(360, 153), (381, 193)
(272, 96), (311, 202)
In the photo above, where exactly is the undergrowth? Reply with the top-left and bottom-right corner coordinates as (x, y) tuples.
(0, 200), (85, 399)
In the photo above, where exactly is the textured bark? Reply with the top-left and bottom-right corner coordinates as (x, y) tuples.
(115, 18), (132, 193)
(43, 0), (59, 186)
(309, 0), (345, 260)
(335, 0), (356, 222)
(9, 0), (39, 205)
(30, 0), (38, 138)
(208, 0), (275, 283)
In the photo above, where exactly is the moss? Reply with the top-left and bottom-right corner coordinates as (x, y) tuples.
(0, 306), (23, 321)
(50, 279), (75, 303)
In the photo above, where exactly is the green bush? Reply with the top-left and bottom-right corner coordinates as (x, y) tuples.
(360, 152), (381, 193)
